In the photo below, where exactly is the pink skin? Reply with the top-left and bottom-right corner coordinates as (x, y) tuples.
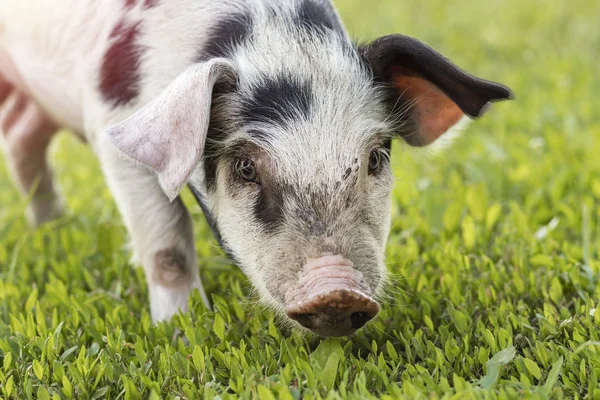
(285, 255), (379, 337)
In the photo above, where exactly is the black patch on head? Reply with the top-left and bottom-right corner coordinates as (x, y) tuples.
(295, 0), (343, 33)
(254, 184), (285, 231)
(198, 12), (253, 60)
(247, 129), (271, 142)
(240, 75), (313, 128)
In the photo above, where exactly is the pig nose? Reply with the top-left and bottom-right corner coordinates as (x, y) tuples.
(286, 289), (380, 337)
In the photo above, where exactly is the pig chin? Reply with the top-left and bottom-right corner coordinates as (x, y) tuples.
(283, 255), (380, 337)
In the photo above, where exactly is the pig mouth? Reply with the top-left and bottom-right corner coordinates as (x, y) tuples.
(284, 255), (380, 337)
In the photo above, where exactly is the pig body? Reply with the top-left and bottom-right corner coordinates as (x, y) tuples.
(0, 0), (512, 336)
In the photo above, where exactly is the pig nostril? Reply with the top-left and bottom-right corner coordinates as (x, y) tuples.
(350, 312), (372, 329)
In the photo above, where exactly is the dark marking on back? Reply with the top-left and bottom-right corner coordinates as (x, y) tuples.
(99, 20), (142, 107)
(199, 12), (253, 60)
(240, 75), (313, 127)
(296, 0), (344, 33)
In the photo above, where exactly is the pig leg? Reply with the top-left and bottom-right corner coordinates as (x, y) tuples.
(97, 136), (209, 322)
(0, 80), (61, 226)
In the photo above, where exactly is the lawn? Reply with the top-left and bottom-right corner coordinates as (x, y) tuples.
(1, 0), (600, 398)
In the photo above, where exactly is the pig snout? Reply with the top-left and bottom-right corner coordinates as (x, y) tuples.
(284, 255), (379, 337)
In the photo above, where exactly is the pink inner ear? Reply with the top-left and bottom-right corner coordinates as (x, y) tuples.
(392, 71), (465, 146)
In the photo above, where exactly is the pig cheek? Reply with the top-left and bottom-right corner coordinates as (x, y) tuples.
(368, 176), (394, 245)
(212, 182), (283, 303)
(354, 183), (393, 292)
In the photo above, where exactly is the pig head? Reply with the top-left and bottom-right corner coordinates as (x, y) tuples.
(107, 9), (512, 336)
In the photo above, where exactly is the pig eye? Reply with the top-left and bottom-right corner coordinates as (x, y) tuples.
(368, 149), (385, 174)
(234, 158), (258, 182)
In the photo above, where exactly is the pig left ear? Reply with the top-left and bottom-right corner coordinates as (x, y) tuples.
(104, 59), (236, 201)
(360, 34), (513, 146)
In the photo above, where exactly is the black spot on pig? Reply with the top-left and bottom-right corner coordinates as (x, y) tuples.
(342, 167), (352, 180)
(296, 0), (343, 33)
(199, 12), (253, 60)
(254, 183), (285, 231)
(100, 20), (142, 107)
(240, 74), (313, 128)
(153, 248), (190, 288)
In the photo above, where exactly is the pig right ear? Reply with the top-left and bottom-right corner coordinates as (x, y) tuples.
(360, 34), (513, 146)
(105, 59), (236, 201)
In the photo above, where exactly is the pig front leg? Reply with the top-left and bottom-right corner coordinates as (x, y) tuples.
(97, 136), (210, 322)
(0, 79), (61, 226)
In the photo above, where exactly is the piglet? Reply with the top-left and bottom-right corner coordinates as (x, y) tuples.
(0, 0), (512, 336)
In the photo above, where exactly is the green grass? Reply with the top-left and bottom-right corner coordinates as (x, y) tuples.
(1, 0), (600, 398)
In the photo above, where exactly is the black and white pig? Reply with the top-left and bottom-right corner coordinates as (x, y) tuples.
(0, 0), (512, 337)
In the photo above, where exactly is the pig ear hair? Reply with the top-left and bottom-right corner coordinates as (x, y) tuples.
(105, 59), (236, 201)
(360, 34), (513, 146)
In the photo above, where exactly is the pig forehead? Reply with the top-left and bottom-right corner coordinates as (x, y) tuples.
(236, 109), (387, 173)
(229, 70), (389, 176)
(230, 99), (388, 183)
(227, 19), (389, 143)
